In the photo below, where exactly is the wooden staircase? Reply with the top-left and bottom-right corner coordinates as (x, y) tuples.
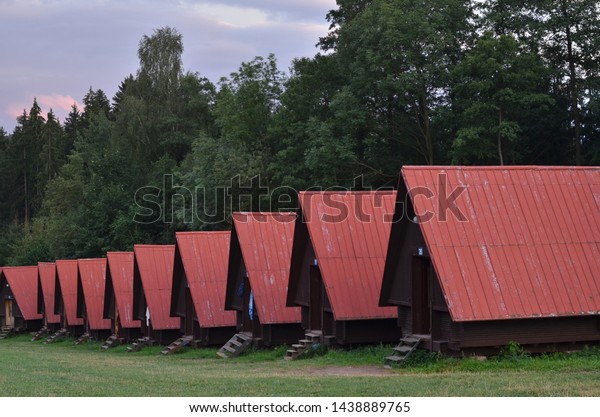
(101, 334), (122, 350)
(44, 328), (68, 344)
(284, 330), (322, 360)
(217, 332), (253, 359)
(384, 336), (422, 367)
(0, 326), (14, 340)
(127, 337), (153, 352)
(159, 335), (193, 355)
(74, 332), (91, 345)
(31, 326), (50, 341)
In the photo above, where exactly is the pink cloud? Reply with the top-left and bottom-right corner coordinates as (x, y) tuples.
(5, 94), (83, 124)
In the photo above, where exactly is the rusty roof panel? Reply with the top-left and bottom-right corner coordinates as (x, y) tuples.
(134, 245), (180, 330)
(2, 266), (43, 321)
(78, 259), (111, 330)
(55, 260), (84, 326)
(300, 191), (398, 320)
(232, 212), (301, 324)
(106, 252), (141, 329)
(38, 262), (60, 324)
(402, 166), (600, 322)
(175, 232), (237, 328)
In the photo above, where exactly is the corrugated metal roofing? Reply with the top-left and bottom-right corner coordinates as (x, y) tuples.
(2, 266), (43, 321)
(402, 165), (600, 322)
(38, 262), (61, 324)
(300, 191), (398, 320)
(134, 245), (180, 330)
(78, 259), (111, 330)
(232, 212), (301, 324)
(175, 232), (237, 328)
(106, 252), (141, 329)
(55, 260), (84, 326)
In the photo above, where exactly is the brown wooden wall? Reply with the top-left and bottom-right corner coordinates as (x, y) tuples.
(460, 316), (600, 349)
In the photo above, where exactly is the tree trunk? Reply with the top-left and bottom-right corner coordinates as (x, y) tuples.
(498, 109), (504, 166)
(561, 1), (582, 165)
(418, 93), (434, 165)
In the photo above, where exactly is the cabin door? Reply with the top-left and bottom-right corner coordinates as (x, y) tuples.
(309, 265), (323, 330)
(185, 287), (194, 335)
(5, 300), (14, 327)
(114, 301), (120, 337)
(412, 257), (431, 335)
(242, 277), (253, 332)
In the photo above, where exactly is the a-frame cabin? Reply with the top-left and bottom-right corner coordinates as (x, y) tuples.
(103, 252), (141, 345)
(171, 232), (236, 347)
(221, 212), (303, 357)
(379, 166), (600, 358)
(287, 191), (400, 348)
(0, 266), (43, 335)
(76, 259), (111, 341)
(36, 262), (62, 336)
(132, 245), (181, 347)
(53, 260), (85, 338)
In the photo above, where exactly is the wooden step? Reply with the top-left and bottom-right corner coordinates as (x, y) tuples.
(217, 332), (253, 359)
(394, 345), (413, 353)
(384, 335), (422, 367)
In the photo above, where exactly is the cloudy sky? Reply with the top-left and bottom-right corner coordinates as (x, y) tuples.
(0, 0), (336, 132)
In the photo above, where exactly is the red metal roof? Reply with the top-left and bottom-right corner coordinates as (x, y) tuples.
(300, 191), (398, 320)
(55, 260), (84, 326)
(78, 259), (111, 330)
(402, 166), (600, 322)
(134, 245), (180, 330)
(232, 212), (301, 324)
(38, 262), (61, 324)
(175, 232), (237, 328)
(106, 252), (141, 329)
(2, 266), (43, 321)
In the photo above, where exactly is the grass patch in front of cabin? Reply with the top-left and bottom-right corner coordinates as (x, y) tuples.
(1, 335), (600, 396)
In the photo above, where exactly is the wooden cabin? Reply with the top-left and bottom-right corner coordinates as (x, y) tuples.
(0, 266), (43, 333)
(133, 245), (181, 345)
(37, 262), (61, 333)
(379, 166), (600, 354)
(287, 191), (401, 346)
(103, 252), (142, 343)
(171, 232), (237, 346)
(54, 260), (85, 337)
(223, 212), (303, 355)
(77, 259), (112, 340)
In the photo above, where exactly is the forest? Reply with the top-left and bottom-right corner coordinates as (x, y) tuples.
(0, 0), (598, 265)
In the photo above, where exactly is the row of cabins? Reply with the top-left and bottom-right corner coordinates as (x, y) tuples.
(1, 166), (599, 359)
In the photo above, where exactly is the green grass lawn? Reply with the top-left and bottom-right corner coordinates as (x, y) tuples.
(1, 335), (600, 396)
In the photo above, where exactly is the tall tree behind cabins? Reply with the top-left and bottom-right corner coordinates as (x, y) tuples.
(319, 0), (475, 170)
(270, 54), (354, 189)
(582, 79), (600, 164)
(450, 33), (555, 165)
(178, 54), (285, 228)
(109, 28), (216, 240)
(8, 99), (47, 224)
(480, 0), (600, 165)
(63, 104), (84, 157)
(38, 110), (65, 184)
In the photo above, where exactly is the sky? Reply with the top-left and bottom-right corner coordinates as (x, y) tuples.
(0, 0), (337, 133)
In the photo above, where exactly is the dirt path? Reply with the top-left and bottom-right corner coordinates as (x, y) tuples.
(307, 365), (393, 376)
